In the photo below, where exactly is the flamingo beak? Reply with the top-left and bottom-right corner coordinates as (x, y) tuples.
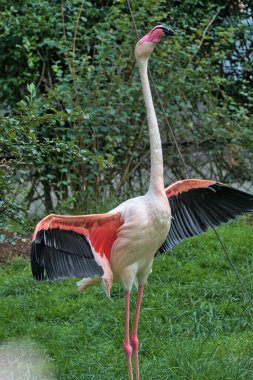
(160, 26), (176, 36)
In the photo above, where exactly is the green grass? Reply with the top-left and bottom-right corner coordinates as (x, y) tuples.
(1, 219), (253, 379)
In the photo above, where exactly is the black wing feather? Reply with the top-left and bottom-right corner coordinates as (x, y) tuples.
(31, 228), (103, 281)
(159, 184), (253, 253)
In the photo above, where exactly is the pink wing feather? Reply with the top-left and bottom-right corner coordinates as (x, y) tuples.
(31, 212), (123, 282)
(165, 179), (216, 198)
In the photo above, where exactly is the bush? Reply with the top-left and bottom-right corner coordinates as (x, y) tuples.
(0, 1), (252, 229)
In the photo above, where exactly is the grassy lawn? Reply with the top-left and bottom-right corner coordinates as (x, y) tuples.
(0, 219), (253, 379)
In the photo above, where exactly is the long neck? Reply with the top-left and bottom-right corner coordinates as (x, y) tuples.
(138, 58), (164, 193)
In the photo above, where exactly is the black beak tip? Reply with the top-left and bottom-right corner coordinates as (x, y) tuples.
(161, 26), (176, 36)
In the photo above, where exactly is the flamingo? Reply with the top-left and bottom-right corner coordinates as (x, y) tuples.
(31, 25), (253, 380)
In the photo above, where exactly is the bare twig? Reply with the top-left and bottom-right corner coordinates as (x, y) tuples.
(61, 0), (67, 43)
(71, 1), (85, 104)
(187, 8), (221, 67)
(61, 0), (74, 77)
(72, 0), (85, 69)
(36, 49), (46, 89)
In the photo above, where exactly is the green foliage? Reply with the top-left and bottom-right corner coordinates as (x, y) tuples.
(0, 220), (253, 378)
(0, 86), (110, 228)
(0, 1), (252, 227)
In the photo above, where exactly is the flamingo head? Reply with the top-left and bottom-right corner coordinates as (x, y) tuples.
(135, 25), (175, 61)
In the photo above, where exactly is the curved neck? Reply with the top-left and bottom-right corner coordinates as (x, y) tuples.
(138, 58), (164, 194)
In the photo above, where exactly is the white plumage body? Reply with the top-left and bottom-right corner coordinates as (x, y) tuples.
(110, 191), (171, 289)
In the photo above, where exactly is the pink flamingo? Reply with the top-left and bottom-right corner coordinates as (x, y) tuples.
(31, 26), (253, 380)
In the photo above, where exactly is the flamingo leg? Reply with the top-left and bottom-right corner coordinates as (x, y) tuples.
(124, 290), (133, 380)
(130, 285), (144, 380)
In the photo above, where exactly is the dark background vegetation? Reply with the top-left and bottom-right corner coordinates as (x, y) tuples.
(0, 0), (252, 226)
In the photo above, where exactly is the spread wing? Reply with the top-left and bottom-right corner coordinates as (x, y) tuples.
(31, 212), (123, 281)
(159, 179), (253, 253)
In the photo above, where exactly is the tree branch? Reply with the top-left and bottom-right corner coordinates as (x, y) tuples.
(187, 8), (221, 67)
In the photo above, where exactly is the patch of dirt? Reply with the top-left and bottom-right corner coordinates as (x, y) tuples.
(0, 230), (31, 265)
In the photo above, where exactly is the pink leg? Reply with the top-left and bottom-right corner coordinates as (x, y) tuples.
(124, 290), (133, 380)
(130, 285), (144, 380)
